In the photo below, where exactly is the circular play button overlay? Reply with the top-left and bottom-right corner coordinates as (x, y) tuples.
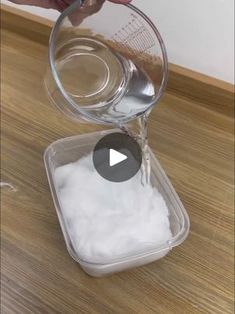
(93, 133), (142, 182)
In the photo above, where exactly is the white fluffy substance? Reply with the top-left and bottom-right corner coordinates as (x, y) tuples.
(54, 153), (172, 262)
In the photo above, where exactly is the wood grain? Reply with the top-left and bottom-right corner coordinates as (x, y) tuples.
(1, 8), (234, 314)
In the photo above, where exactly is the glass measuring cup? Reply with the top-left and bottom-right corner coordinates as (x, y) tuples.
(45, 0), (168, 124)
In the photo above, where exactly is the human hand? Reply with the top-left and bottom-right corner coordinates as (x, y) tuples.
(8, 0), (131, 12)
(9, 0), (132, 25)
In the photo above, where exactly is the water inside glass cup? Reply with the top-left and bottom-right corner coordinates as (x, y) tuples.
(47, 1), (168, 124)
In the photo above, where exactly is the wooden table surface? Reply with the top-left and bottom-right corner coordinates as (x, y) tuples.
(1, 8), (234, 314)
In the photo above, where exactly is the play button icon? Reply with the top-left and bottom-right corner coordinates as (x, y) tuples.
(93, 132), (142, 182)
(109, 149), (127, 167)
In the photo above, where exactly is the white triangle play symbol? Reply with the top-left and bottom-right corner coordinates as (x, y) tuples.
(109, 149), (128, 167)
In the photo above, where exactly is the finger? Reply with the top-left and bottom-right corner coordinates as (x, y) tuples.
(55, 0), (69, 11)
(109, 0), (132, 3)
(69, 0), (105, 26)
(70, 0), (132, 26)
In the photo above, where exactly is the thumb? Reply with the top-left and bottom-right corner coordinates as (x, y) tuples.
(109, 0), (132, 3)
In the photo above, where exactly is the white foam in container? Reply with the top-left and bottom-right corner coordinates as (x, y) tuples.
(44, 129), (190, 276)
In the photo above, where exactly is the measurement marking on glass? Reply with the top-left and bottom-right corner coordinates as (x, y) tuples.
(111, 14), (155, 58)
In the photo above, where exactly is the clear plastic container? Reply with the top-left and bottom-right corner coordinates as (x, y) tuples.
(44, 129), (190, 277)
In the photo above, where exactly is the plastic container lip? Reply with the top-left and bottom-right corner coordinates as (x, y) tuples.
(44, 129), (190, 266)
(48, 0), (169, 125)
